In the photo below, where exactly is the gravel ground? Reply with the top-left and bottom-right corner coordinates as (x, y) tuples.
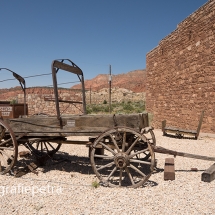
(1, 129), (215, 215)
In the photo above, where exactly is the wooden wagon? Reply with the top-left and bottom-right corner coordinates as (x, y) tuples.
(0, 60), (214, 188)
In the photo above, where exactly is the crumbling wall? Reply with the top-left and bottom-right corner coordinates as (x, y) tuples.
(146, 0), (215, 133)
(18, 88), (84, 115)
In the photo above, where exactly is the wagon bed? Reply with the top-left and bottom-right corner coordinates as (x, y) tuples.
(5, 113), (146, 137)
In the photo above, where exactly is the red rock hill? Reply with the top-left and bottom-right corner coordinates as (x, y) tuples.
(0, 70), (146, 100)
(72, 70), (146, 92)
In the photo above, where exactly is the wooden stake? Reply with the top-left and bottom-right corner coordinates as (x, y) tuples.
(201, 163), (215, 182)
(164, 158), (175, 180)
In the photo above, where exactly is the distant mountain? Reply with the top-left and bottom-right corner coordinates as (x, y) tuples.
(72, 69), (146, 93)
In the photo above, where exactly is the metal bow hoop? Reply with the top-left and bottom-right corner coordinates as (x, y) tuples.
(0, 68), (27, 116)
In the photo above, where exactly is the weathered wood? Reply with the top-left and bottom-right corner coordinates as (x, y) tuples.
(201, 163), (215, 182)
(15, 162), (39, 177)
(164, 158), (175, 180)
(53, 60), (83, 75)
(44, 97), (83, 104)
(162, 110), (204, 139)
(196, 110), (205, 139)
(5, 113), (145, 137)
(162, 120), (166, 133)
(154, 146), (215, 161)
(140, 113), (149, 128)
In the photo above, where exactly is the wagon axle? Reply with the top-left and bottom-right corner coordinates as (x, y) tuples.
(114, 153), (129, 168)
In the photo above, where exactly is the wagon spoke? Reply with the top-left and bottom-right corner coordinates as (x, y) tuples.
(94, 154), (114, 159)
(44, 142), (49, 152)
(129, 148), (149, 158)
(129, 164), (146, 177)
(97, 161), (115, 171)
(109, 134), (120, 153)
(107, 166), (117, 180)
(0, 125), (6, 141)
(36, 142), (39, 150)
(99, 141), (116, 155)
(125, 167), (134, 185)
(26, 139), (61, 157)
(41, 142), (43, 153)
(126, 137), (141, 155)
(122, 132), (126, 152)
(130, 159), (151, 165)
(0, 147), (15, 151)
(0, 138), (12, 146)
(47, 142), (55, 150)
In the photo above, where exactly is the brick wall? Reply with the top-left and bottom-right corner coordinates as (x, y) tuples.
(146, 0), (215, 133)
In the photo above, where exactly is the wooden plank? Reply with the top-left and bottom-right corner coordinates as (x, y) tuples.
(161, 120), (166, 133)
(6, 114), (142, 136)
(164, 158), (175, 180)
(140, 113), (149, 128)
(44, 97), (83, 104)
(53, 60), (83, 75)
(165, 126), (178, 131)
(201, 163), (215, 182)
(154, 146), (215, 161)
(165, 158), (174, 165)
(178, 129), (197, 134)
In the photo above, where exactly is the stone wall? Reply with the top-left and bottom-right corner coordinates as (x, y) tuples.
(146, 0), (215, 133)
(15, 87), (144, 116)
(17, 88), (84, 116)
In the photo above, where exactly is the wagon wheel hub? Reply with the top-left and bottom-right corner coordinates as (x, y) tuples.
(114, 153), (129, 169)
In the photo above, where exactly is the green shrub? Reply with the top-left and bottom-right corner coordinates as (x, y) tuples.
(86, 101), (145, 114)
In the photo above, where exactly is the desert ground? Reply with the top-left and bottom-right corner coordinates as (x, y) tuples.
(0, 129), (215, 215)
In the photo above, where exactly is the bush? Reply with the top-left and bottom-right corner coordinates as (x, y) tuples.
(86, 101), (145, 114)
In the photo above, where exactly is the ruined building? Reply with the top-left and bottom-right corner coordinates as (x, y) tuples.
(146, 0), (215, 133)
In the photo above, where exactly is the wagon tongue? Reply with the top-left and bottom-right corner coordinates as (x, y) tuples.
(153, 146), (215, 161)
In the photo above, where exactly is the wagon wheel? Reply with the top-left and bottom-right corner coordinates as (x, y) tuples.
(140, 127), (156, 161)
(0, 124), (6, 141)
(26, 139), (61, 157)
(90, 127), (155, 188)
(0, 119), (18, 175)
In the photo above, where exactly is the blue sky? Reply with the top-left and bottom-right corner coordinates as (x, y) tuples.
(0, 0), (207, 88)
